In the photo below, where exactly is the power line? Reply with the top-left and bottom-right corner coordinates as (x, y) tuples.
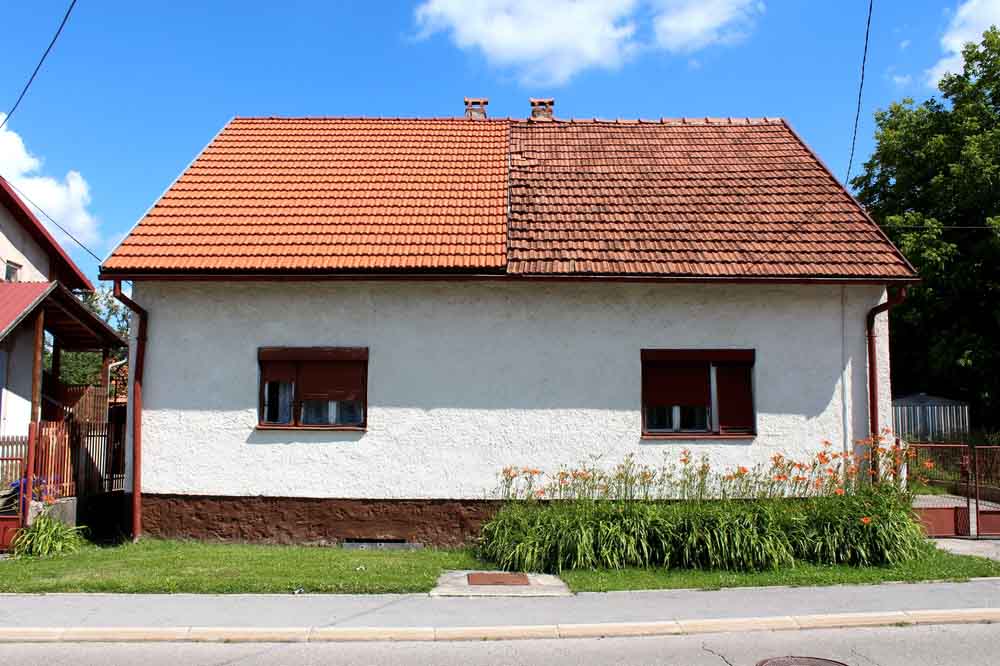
(0, 0), (78, 131)
(744, 0), (875, 275)
(0, 174), (103, 264)
(845, 0), (874, 185)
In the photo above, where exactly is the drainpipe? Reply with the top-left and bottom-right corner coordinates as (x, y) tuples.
(113, 280), (147, 541)
(866, 287), (907, 439)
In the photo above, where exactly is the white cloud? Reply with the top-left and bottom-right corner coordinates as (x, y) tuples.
(926, 0), (1000, 86)
(414, 0), (764, 85)
(0, 114), (101, 251)
(891, 73), (912, 87)
(899, 39), (911, 50)
(652, 0), (764, 53)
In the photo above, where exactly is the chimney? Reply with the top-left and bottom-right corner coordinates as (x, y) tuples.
(464, 97), (488, 119)
(529, 98), (554, 121)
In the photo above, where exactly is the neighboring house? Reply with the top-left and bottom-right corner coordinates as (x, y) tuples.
(0, 177), (124, 437)
(99, 99), (918, 545)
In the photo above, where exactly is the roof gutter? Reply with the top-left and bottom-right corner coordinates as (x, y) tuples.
(866, 287), (907, 439)
(112, 280), (147, 542)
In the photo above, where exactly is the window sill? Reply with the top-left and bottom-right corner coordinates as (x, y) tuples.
(255, 424), (367, 432)
(641, 433), (756, 441)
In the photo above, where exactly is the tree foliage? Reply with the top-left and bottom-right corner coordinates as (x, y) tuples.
(852, 27), (1000, 426)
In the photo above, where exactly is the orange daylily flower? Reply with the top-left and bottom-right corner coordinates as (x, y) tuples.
(860, 516), (872, 525)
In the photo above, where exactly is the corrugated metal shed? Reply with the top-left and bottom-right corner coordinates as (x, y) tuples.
(893, 393), (970, 441)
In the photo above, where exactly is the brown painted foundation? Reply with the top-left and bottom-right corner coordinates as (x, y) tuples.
(142, 494), (502, 546)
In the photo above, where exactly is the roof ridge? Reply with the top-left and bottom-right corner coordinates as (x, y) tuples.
(229, 116), (786, 126)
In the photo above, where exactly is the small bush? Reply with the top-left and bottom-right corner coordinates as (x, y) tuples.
(12, 513), (86, 558)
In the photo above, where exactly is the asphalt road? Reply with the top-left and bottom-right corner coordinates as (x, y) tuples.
(0, 624), (996, 665)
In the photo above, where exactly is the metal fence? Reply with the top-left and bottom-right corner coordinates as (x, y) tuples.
(893, 397), (970, 441)
(908, 441), (1000, 538)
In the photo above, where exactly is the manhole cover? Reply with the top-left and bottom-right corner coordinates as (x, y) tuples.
(467, 572), (530, 586)
(757, 657), (847, 666)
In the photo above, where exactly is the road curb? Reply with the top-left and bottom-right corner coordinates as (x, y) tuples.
(0, 608), (997, 643)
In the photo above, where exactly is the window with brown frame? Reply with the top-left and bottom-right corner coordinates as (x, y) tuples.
(258, 347), (368, 429)
(641, 350), (755, 437)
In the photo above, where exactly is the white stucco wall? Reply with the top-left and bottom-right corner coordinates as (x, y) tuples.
(125, 280), (892, 499)
(0, 204), (50, 283)
(0, 323), (35, 437)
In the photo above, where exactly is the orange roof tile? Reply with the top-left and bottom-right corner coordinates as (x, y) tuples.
(101, 116), (917, 282)
(102, 118), (509, 274)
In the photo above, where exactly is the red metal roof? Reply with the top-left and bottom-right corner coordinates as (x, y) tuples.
(0, 282), (55, 341)
(0, 177), (94, 291)
(0, 281), (124, 350)
(101, 116), (917, 282)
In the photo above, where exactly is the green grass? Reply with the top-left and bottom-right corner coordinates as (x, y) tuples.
(3, 538), (997, 595)
(0, 539), (490, 594)
(561, 546), (1000, 592)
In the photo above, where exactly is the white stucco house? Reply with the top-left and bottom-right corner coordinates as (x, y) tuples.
(99, 99), (918, 544)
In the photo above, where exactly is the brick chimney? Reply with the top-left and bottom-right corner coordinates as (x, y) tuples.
(530, 98), (554, 121)
(464, 97), (488, 119)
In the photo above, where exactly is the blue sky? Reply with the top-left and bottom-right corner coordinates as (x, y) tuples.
(1, 0), (998, 282)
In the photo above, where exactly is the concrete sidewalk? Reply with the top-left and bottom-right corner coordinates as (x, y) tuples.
(0, 579), (998, 642)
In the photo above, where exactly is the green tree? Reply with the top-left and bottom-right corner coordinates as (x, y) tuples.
(852, 27), (1000, 426)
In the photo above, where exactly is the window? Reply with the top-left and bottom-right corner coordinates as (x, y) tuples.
(641, 349), (755, 437)
(4, 261), (20, 282)
(258, 347), (368, 429)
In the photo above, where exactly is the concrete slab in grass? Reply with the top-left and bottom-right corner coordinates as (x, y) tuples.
(430, 570), (572, 597)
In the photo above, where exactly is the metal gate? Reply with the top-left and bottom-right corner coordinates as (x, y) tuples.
(908, 442), (1000, 538)
(973, 446), (1000, 537)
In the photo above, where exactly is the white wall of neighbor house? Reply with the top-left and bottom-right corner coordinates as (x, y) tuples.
(0, 323), (36, 437)
(123, 280), (892, 499)
(0, 204), (50, 282)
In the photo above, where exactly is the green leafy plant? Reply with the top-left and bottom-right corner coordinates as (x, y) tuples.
(480, 440), (927, 574)
(12, 513), (86, 558)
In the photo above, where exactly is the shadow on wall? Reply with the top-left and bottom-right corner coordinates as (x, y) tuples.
(246, 428), (365, 446)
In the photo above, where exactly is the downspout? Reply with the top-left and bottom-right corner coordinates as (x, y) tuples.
(113, 280), (147, 541)
(866, 287), (906, 438)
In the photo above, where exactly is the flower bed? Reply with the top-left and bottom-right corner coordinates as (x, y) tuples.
(479, 436), (927, 573)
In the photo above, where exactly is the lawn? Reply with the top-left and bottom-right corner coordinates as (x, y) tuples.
(0, 539), (489, 594)
(2, 539), (997, 594)
(562, 547), (1000, 592)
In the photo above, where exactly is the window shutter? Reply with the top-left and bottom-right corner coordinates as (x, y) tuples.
(717, 364), (754, 432)
(643, 362), (710, 407)
(261, 361), (296, 383)
(298, 361), (365, 401)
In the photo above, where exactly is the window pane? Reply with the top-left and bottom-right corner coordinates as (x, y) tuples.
(263, 381), (293, 424)
(679, 405), (709, 431)
(645, 405), (673, 432)
(301, 399), (334, 425)
(337, 400), (364, 426)
(4, 263), (18, 282)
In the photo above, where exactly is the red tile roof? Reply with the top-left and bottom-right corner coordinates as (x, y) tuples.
(509, 118), (914, 279)
(102, 118), (509, 273)
(101, 116), (916, 282)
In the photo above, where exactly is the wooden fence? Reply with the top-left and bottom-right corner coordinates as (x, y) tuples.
(0, 436), (28, 487)
(36, 421), (126, 497)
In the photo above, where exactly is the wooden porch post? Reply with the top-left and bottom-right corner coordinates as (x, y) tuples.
(30, 309), (44, 423)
